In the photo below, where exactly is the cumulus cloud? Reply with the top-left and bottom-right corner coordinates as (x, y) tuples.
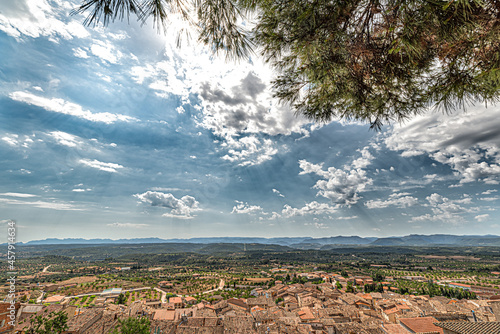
(134, 191), (200, 219)
(366, 192), (418, 209)
(129, 39), (313, 166)
(281, 201), (337, 218)
(220, 136), (278, 166)
(231, 201), (263, 214)
(299, 160), (372, 206)
(411, 193), (476, 224)
(79, 159), (124, 173)
(10, 91), (137, 124)
(385, 106), (500, 184)
(351, 146), (375, 169)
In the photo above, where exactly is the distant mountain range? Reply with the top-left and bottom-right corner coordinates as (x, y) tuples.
(17, 234), (500, 248)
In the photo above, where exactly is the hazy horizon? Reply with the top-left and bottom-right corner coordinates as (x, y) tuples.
(1, 0), (499, 242)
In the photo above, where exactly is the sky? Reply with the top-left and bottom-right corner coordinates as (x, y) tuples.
(0, 0), (499, 242)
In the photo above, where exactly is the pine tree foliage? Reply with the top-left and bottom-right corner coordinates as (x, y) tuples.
(74, 0), (500, 128)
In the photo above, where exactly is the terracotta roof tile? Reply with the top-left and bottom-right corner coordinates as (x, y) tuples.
(434, 321), (500, 334)
(399, 317), (443, 334)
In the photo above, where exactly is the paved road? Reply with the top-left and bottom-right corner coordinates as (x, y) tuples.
(154, 287), (167, 303)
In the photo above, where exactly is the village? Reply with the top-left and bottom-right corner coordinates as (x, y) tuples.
(2, 267), (500, 334)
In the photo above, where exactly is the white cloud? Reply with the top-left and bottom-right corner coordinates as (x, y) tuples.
(10, 91), (137, 124)
(73, 47), (90, 59)
(0, 197), (81, 211)
(107, 222), (149, 228)
(221, 135), (278, 166)
(90, 40), (123, 64)
(281, 201), (337, 218)
(48, 131), (82, 147)
(482, 189), (498, 195)
(336, 216), (358, 220)
(0, 192), (37, 198)
(231, 201), (263, 214)
(299, 160), (372, 206)
(128, 35), (315, 166)
(304, 222), (329, 229)
(1, 133), (35, 149)
(411, 193), (476, 224)
(272, 189), (285, 198)
(150, 187), (187, 192)
(350, 146), (374, 169)
(134, 191), (200, 219)
(479, 196), (498, 201)
(2, 134), (19, 146)
(0, 0), (90, 41)
(385, 106), (500, 184)
(366, 192), (418, 209)
(79, 159), (124, 173)
(474, 214), (489, 223)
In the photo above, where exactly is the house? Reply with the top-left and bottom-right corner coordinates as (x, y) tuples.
(169, 297), (183, 308)
(227, 298), (249, 312)
(65, 308), (103, 334)
(184, 296), (197, 305)
(381, 323), (411, 334)
(153, 309), (176, 321)
(297, 307), (315, 322)
(398, 316), (444, 334)
(383, 306), (401, 323)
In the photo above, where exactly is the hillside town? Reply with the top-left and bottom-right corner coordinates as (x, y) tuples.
(2, 270), (500, 334)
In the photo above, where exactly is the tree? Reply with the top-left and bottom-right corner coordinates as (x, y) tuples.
(75, 0), (499, 128)
(116, 293), (127, 304)
(28, 311), (68, 334)
(112, 317), (151, 334)
(346, 281), (355, 293)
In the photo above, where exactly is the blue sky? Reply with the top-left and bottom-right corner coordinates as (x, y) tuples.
(1, 0), (499, 242)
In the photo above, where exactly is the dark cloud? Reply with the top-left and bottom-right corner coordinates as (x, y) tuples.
(199, 72), (266, 106)
(441, 124), (500, 148)
(199, 83), (248, 106)
(239, 72), (266, 99)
